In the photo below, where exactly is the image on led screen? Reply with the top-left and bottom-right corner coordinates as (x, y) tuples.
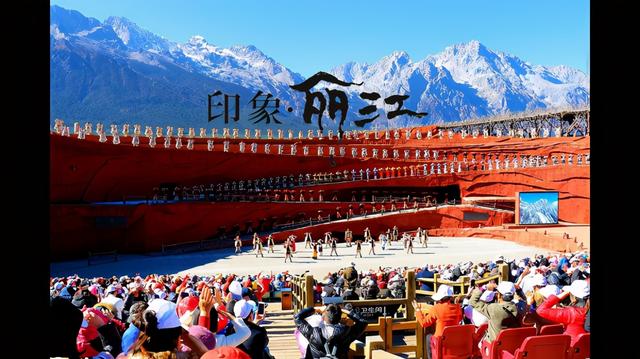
(519, 192), (559, 225)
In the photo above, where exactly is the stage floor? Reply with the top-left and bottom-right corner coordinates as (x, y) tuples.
(50, 236), (553, 278)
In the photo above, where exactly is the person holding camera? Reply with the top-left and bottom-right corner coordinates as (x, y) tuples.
(294, 304), (368, 359)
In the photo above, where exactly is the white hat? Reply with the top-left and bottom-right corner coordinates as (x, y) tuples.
(432, 285), (453, 301)
(569, 256), (580, 263)
(531, 274), (547, 287)
(497, 281), (516, 295)
(105, 284), (118, 294)
(539, 285), (561, 298)
(154, 288), (167, 300)
(234, 299), (257, 319)
(229, 281), (243, 296)
(146, 299), (181, 330)
(564, 280), (590, 299)
(480, 290), (496, 302)
(391, 274), (402, 282)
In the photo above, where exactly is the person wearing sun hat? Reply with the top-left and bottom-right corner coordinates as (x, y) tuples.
(234, 299), (270, 358)
(536, 279), (589, 345)
(101, 284), (125, 320)
(412, 284), (463, 358)
(522, 283), (561, 333)
(463, 289), (495, 327)
(470, 281), (520, 345)
(126, 298), (209, 358)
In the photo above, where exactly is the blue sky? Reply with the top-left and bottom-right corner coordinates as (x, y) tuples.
(520, 192), (558, 205)
(50, 0), (589, 77)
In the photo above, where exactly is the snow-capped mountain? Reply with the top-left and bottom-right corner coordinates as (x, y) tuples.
(326, 40), (589, 126)
(50, 5), (589, 129)
(519, 198), (559, 224)
(175, 35), (305, 111)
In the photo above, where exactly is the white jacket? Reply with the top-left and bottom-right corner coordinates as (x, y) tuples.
(214, 318), (251, 348)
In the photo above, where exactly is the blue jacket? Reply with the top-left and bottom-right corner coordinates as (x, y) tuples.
(416, 268), (434, 292)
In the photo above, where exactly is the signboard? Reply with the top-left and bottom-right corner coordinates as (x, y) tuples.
(351, 304), (401, 322)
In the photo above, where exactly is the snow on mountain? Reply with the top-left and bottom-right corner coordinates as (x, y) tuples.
(104, 16), (174, 55)
(177, 36), (304, 96)
(328, 40), (589, 123)
(519, 198), (559, 224)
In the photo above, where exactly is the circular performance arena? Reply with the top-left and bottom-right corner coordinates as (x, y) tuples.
(50, 236), (547, 278)
(50, 109), (591, 359)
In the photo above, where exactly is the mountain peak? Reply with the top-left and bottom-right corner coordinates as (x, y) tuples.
(387, 50), (411, 61)
(380, 50), (411, 68)
(229, 44), (263, 56)
(188, 35), (208, 46)
(104, 16), (135, 27)
(445, 40), (490, 56)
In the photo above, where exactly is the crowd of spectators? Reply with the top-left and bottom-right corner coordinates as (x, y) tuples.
(50, 271), (297, 359)
(50, 250), (589, 359)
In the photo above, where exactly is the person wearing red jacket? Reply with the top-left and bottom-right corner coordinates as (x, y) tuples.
(256, 274), (272, 302)
(412, 285), (463, 359)
(536, 280), (590, 345)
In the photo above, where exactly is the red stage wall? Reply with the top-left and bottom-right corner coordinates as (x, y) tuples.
(50, 202), (510, 260)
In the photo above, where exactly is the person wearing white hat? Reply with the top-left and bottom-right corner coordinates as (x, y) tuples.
(388, 274), (406, 299)
(412, 285), (462, 359)
(127, 298), (210, 358)
(100, 284), (124, 320)
(464, 290), (494, 326)
(522, 282), (562, 332)
(470, 281), (520, 345)
(233, 299), (270, 358)
(536, 279), (589, 345)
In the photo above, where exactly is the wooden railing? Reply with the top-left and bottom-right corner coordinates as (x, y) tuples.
(291, 273), (315, 314)
(293, 267), (508, 359)
(415, 263), (509, 296)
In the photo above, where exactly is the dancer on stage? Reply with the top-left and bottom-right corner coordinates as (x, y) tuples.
(324, 231), (332, 249)
(380, 232), (388, 251)
(267, 234), (275, 253)
(234, 235), (242, 254)
(312, 241), (318, 260)
(255, 236), (264, 257)
(407, 234), (414, 254)
(344, 228), (353, 247)
(392, 225), (399, 242)
(289, 234), (297, 253)
(304, 231), (313, 248)
(423, 229), (429, 248)
(363, 227), (372, 242)
(368, 237), (376, 255)
(355, 239), (363, 258)
(317, 238), (324, 257)
(329, 236), (338, 256)
(284, 241), (293, 263)
(401, 232), (411, 249)
(252, 232), (259, 252)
